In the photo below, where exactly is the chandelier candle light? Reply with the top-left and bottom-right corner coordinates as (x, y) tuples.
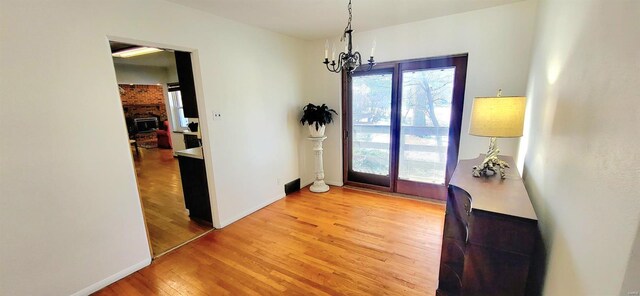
(323, 0), (376, 73)
(468, 90), (526, 179)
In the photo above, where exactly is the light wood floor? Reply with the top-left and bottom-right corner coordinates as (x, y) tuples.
(134, 148), (211, 256)
(95, 186), (445, 295)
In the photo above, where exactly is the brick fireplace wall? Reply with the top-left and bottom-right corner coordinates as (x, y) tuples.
(120, 84), (168, 148)
(119, 84), (167, 122)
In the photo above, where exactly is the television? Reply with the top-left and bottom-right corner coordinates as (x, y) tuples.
(134, 117), (159, 133)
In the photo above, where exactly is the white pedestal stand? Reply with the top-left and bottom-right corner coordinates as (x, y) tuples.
(308, 136), (330, 193)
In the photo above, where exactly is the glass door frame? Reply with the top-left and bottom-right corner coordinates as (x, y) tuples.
(342, 54), (468, 200)
(342, 66), (397, 189)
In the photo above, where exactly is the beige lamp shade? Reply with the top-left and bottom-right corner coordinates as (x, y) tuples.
(469, 96), (526, 138)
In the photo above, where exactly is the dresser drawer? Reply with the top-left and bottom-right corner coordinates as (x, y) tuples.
(468, 210), (537, 255)
(443, 212), (469, 243)
(462, 244), (531, 296)
(437, 262), (462, 296)
(449, 186), (471, 223)
(440, 238), (466, 267)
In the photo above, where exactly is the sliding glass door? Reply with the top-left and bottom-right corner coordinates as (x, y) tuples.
(346, 68), (394, 187)
(343, 55), (468, 200)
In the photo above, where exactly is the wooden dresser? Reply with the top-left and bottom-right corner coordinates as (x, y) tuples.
(437, 155), (540, 296)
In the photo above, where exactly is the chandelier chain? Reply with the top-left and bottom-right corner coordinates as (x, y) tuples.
(341, 0), (352, 42)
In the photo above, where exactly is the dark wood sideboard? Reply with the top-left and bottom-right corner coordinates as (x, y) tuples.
(437, 155), (540, 296)
(177, 148), (213, 224)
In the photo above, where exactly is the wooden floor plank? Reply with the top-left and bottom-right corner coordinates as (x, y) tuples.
(94, 186), (445, 295)
(133, 148), (211, 256)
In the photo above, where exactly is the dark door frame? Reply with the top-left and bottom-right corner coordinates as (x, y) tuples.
(341, 54), (468, 200)
(342, 66), (396, 190)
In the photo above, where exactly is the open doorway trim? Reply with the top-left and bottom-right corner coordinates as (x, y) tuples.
(106, 35), (221, 257)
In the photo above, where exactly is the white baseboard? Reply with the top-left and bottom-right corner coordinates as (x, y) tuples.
(301, 180), (343, 188)
(71, 258), (151, 296)
(325, 180), (344, 187)
(218, 194), (284, 228)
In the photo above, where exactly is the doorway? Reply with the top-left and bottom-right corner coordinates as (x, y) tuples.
(342, 55), (468, 200)
(110, 41), (213, 257)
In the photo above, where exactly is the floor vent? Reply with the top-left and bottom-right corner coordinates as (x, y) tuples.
(284, 178), (301, 195)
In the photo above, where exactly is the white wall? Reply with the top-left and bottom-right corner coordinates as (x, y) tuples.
(520, 0), (640, 294)
(167, 64), (179, 83)
(0, 0), (305, 295)
(301, 0), (538, 186)
(114, 63), (169, 85)
(622, 225), (640, 295)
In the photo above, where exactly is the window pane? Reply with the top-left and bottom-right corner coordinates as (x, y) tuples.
(351, 73), (393, 176)
(175, 91), (183, 108)
(398, 67), (455, 184)
(178, 108), (188, 128)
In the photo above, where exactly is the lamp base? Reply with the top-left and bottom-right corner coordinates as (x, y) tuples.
(472, 137), (510, 179)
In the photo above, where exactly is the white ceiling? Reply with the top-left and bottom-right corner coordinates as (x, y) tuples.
(164, 0), (524, 40)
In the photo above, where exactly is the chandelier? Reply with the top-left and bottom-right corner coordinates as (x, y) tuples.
(323, 0), (376, 73)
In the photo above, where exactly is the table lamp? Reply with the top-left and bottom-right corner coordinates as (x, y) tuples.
(469, 90), (526, 178)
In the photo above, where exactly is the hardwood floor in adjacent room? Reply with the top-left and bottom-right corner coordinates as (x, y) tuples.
(94, 186), (445, 295)
(134, 148), (211, 256)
